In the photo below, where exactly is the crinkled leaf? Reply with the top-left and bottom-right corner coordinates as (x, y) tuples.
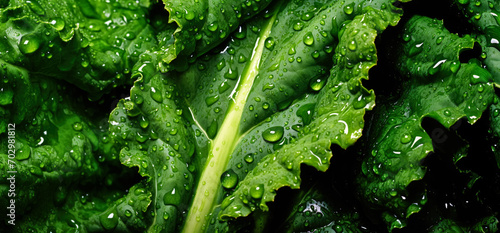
(109, 68), (196, 232)
(429, 216), (499, 233)
(0, 77), (125, 231)
(490, 95), (500, 169)
(454, 0), (500, 86)
(276, 183), (368, 233)
(356, 15), (495, 232)
(109, 0), (405, 232)
(0, 0), (157, 99)
(219, 4), (404, 219)
(157, 0), (274, 71)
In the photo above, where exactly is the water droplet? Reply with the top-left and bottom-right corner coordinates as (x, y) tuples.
(250, 184), (264, 199)
(219, 81), (230, 93)
(217, 59), (226, 71)
(244, 154), (254, 163)
(207, 119), (218, 139)
(238, 54), (247, 63)
(301, 12), (313, 21)
(408, 42), (424, 57)
(150, 87), (163, 103)
(125, 32), (136, 40)
(297, 103), (315, 125)
(403, 34), (411, 42)
(348, 40), (357, 51)
(436, 36), (443, 44)
(303, 32), (314, 46)
(265, 37), (275, 50)
(311, 50), (320, 59)
(389, 190), (397, 196)
(262, 102), (269, 110)
(343, 3), (354, 15)
(224, 67), (238, 80)
(49, 18), (65, 31)
(293, 21), (304, 31)
(139, 116), (149, 128)
(235, 25), (247, 39)
(477, 84), (484, 92)
(19, 35), (41, 54)
(400, 134), (411, 144)
(444, 110), (451, 116)
(163, 187), (181, 205)
(125, 210), (132, 217)
(450, 61), (460, 73)
(135, 132), (148, 143)
(221, 169), (238, 189)
(262, 126), (284, 143)
(73, 122), (83, 131)
(163, 212), (170, 220)
(205, 95), (220, 106)
(262, 83), (275, 91)
(99, 210), (119, 230)
(309, 78), (326, 91)
(185, 10), (195, 21)
(208, 22), (218, 32)
(169, 128), (178, 135)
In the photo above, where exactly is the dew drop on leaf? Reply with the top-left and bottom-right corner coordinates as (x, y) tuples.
(235, 25), (247, 39)
(343, 3), (354, 15)
(185, 10), (195, 21)
(244, 154), (254, 163)
(221, 169), (238, 189)
(265, 37), (275, 50)
(309, 78), (326, 91)
(400, 134), (412, 144)
(19, 35), (41, 54)
(99, 210), (118, 230)
(150, 87), (163, 103)
(250, 184), (264, 199)
(293, 21), (304, 31)
(205, 95), (220, 106)
(303, 32), (314, 46)
(348, 40), (357, 51)
(50, 18), (65, 31)
(139, 116), (149, 128)
(73, 122), (83, 131)
(262, 126), (284, 142)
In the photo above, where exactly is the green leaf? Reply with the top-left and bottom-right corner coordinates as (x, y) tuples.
(429, 216), (499, 233)
(156, 0), (275, 72)
(356, 15), (496, 232)
(490, 95), (500, 169)
(219, 4), (402, 219)
(454, 0), (500, 87)
(0, 79), (112, 232)
(109, 0), (405, 232)
(0, 0), (157, 97)
(276, 183), (368, 233)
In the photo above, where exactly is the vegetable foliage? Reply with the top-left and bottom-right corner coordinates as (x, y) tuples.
(1, 0), (499, 232)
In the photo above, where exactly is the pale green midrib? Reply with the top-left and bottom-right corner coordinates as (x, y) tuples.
(181, 11), (279, 233)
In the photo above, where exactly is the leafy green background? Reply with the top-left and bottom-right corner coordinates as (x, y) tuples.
(0, 0), (499, 232)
